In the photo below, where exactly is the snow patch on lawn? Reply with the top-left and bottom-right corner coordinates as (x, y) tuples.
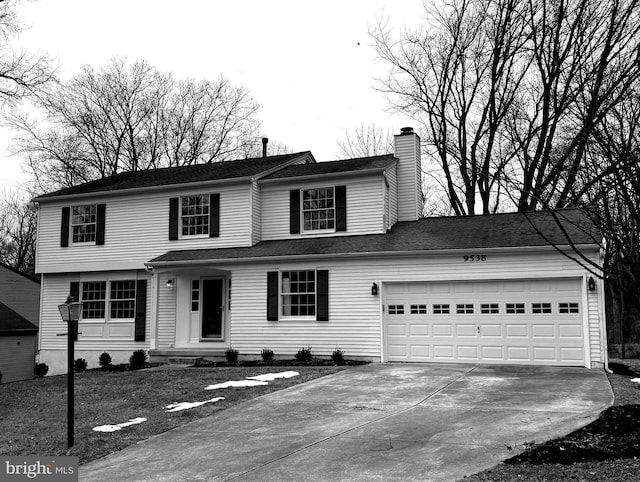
(247, 371), (299, 382)
(205, 380), (268, 390)
(92, 417), (147, 433)
(165, 397), (225, 412)
(631, 378), (640, 384)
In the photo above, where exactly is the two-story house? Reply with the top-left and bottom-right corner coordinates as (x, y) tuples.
(34, 128), (608, 374)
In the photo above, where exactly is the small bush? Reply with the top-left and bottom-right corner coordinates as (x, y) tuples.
(34, 363), (49, 377)
(331, 347), (345, 365)
(295, 346), (313, 363)
(98, 352), (112, 369)
(261, 348), (274, 364)
(74, 358), (88, 372)
(129, 350), (148, 370)
(225, 347), (239, 365)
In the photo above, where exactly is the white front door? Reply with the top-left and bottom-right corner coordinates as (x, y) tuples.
(384, 279), (584, 366)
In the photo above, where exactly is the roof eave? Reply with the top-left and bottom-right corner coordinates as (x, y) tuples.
(258, 163), (397, 185)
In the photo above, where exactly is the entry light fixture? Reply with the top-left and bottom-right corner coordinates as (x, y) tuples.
(371, 282), (379, 296)
(588, 277), (596, 292)
(166, 279), (175, 290)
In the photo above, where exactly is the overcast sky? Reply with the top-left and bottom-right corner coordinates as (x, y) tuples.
(0, 0), (426, 190)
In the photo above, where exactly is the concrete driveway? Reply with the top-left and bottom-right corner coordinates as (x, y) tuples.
(81, 363), (612, 482)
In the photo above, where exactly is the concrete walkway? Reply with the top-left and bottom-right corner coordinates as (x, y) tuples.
(80, 363), (612, 482)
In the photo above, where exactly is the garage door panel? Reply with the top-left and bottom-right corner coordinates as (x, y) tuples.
(384, 279), (585, 366)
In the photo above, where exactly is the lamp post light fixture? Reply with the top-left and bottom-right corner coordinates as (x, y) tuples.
(57, 295), (82, 449)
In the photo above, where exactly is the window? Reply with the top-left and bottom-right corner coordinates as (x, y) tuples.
(72, 205), (97, 243)
(302, 187), (334, 231)
(181, 195), (209, 236)
(80, 280), (137, 320)
(559, 302), (580, 314)
(433, 304), (450, 314)
(481, 303), (499, 314)
(456, 304), (474, 314)
(82, 281), (106, 319)
(281, 271), (316, 317)
(506, 303), (525, 314)
(410, 304), (427, 314)
(532, 303), (552, 314)
(192, 280), (200, 312)
(388, 304), (404, 315)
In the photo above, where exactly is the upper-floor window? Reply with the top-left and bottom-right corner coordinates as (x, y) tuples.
(302, 187), (334, 232)
(72, 205), (97, 243)
(181, 195), (209, 236)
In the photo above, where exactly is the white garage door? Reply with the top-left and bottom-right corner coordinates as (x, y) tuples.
(384, 279), (585, 366)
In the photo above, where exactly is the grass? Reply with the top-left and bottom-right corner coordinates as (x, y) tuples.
(463, 358), (640, 481)
(0, 364), (347, 464)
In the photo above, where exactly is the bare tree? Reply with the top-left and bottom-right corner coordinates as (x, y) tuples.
(0, 189), (37, 274)
(0, 0), (53, 106)
(8, 58), (263, 190)
(371, 0), (640, 214)
(335, 123), (394, 158)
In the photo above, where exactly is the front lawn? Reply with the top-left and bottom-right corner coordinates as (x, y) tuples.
(0, 365), (347, 464)
(463, 359), (640, 481)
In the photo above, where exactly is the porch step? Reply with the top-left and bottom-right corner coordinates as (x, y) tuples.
(167, 356), (201, 366)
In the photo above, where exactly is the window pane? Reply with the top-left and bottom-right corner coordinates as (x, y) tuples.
(71, 204), (97, 243)
(302, 187), (335, 231)
(109, 280), (136, 319)
(82, 281), (106, 318)
(281, 271), (316, 317)
(180, 195), (210, 236)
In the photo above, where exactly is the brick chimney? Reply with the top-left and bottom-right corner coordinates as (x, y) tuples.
(393, 127), (423, 221)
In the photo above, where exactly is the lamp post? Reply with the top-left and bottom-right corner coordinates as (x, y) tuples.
(58, 296), (82, 449)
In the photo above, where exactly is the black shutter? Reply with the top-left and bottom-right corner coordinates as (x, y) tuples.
(290, 189), (300, 234)
(317, 270), (329, 321)
(267, 271), (279, 321)
(70, 281), (80, 303)
(135, 279), (147, 341)
(169, 198), (179, 240)
(96, 204), (106, 245)
(335, 186), (346, 232)
(60, 207), (70, 247)
(210, 193), (220, 238)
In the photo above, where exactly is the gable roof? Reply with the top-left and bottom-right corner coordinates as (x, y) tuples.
(0, 301), (38, 335)
(261, 154), (396, 180)
(0, 262), (40, 284)
(34, 152), (313, 201)
(147, 209), (599, 266)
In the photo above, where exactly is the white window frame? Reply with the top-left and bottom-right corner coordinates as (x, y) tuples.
(80, 279), (136, 323)
(301, 187), (335, 234)
(71, 204), (97, 245)
(280, 270), (316, 319)
(180, 194), (210, 238)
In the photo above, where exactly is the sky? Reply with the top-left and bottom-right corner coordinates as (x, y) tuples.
(0, 0), (426, 191)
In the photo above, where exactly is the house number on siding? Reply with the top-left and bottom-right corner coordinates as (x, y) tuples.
(463, 255), (487, 262)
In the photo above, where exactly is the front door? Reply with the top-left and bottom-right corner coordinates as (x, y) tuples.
(201, 278), (224, 339)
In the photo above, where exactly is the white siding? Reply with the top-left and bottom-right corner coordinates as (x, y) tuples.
(387, 167), (398, 227)
(157, 273), (177, 349)
(0, 335), (36, 382)
(36, 183), (253, 273)
(251, 181), (261, 245)
(260, 174), (386, 240)
(394, 132), (421, 221)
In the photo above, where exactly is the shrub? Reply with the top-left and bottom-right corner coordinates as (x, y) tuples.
(331, 347), (345, 365)
(98, 352), (112, 369)
(225, 347), (239, 365)
(74, 358), (88, 372)
(261, 348), (274, 364)
(129, 350), (148, 370)
(295, 346), (313, 363)
(34, 363), (49, 377)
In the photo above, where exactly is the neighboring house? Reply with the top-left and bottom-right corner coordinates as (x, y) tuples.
(33, 128), (607, 374)
(0, 263), (40, 383)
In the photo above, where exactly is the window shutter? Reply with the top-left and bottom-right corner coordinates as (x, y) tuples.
(290, 189), (300, 234)
(169, 198), (179, 240)
(135, 279), (147, 341)
(267, 271), (279, 321)
(70, 281), (80, 303)
(96, 204), (106, 245)
(335, 186), (347, 232)
(317, 270), (329, 321)
(60, 207), (70, 247)
(209, 193), (220, 238)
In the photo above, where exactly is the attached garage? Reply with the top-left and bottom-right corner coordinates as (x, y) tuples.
(384, 278), (586, 366)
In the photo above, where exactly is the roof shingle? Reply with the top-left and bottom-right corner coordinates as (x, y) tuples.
(262, 154), (396, 179)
